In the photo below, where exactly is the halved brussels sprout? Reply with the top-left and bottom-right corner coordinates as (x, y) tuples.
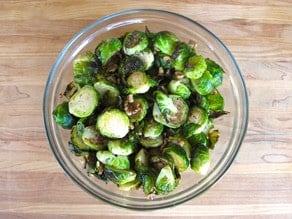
(206, 58), (224, 88)
(81, 125), (107, 151)
(139, 168), (157, 195)
(135, 148), (149, 172)
(190, 70), (214, 95)
(168, 135), (192, 159)
(184, 106), (209, 136)
(104, 165), (137, 185)
(118, 56), (145, 76)
(155, 165), (180, 195)
(154, 31), (179, 55)
(153, 91), (189, 128)
(187, 132), (208, 148)
(96, 109), (130, 138)
(126, 71), (156, 94)
(70, 125), (89, 151)
(53, 101), (77, 129)
(162, 143), (189, 172)
(123, 30), (149, 55)
(108, 138), (135, 156)
(143, 118), (164, 139)
(172, 42), (192, 71)
(73, 51), (99, 86)
(134, 48), (154, 70)
(139, 135), (163, 148)
(124, 96), (149, 122)
(95, 38), (122, 65)
(184, 55), (207, 80)
(68, 85), (99, 118)
(168, 80), (191, 100)
(96, 150), (130, 170)
(200, 90), (224, 113)
(94, 81), (120, 107)
(190, 144), (210, 175)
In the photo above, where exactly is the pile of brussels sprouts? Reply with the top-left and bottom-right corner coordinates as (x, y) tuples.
(53, 28), (227, 197)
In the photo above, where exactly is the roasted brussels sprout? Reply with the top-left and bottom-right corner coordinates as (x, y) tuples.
(68, 85), (99, 118)
(135, 148), (149, 172)
(70, 125), (89, 151)
(124, 96), (149, 122)
(53, 101), (77, 129)
(139, 135), (163, 148)
(155, 165), (180, 194)
(96, 150), (130, 170)
(142, 118), (164, 139)
(153, 91), (189, 128)
(126, 71), (156, 94)
(108, 138), (135, 156)
(172, 42), (193, 71)
(123, 31), (149, 55)
(184, 55), (207, 80)
(154, 31), (179, 55)
(73, 51), (99, 87)
(162, 143), (189, 172)
(200, 90), (224, 113)
(63, 81), (79, 100)
(81, 125), (107, 151)
(95, 38), (122, 65)
(190, 70), (214, 95)
(190, 144), (210, 175)
(134, 48), (154, 70)
(96, 109), (130, 138)
(206, 58), (224, 88)
(118, 55), (145, 76)
(118, 178), (141, 191)
(168, 80), (191, 100)
(93, 81), (120, 107)
(104, 165), (136, 185)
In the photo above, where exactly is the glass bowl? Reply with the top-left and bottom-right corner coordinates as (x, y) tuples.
(43, 9), (248, 210)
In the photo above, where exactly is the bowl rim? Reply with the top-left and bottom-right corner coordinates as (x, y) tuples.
(43, 8), (249, 210)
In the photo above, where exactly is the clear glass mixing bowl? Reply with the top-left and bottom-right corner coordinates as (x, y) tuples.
(43, 9), (248, 210)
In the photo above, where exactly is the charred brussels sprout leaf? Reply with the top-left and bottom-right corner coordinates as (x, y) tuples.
(123, 31), (149, 55)
(95, 38), (122, 65)
(118, 56), (145, 76)
(73, 51), (99, 87)
(124, 96), (149, 122)
(134, 48), (154, 70)
(53, 101), (77, 129)
(154, 31), (179, 55)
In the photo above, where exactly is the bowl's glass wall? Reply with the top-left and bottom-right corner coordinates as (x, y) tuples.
(43, 9), (248, 209)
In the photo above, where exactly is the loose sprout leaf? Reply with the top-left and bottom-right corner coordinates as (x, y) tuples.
(53, 28), (227, 196)
(95, 38), (122, 65)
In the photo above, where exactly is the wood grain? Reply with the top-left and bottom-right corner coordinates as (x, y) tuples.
(0, 0), (291, 218)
